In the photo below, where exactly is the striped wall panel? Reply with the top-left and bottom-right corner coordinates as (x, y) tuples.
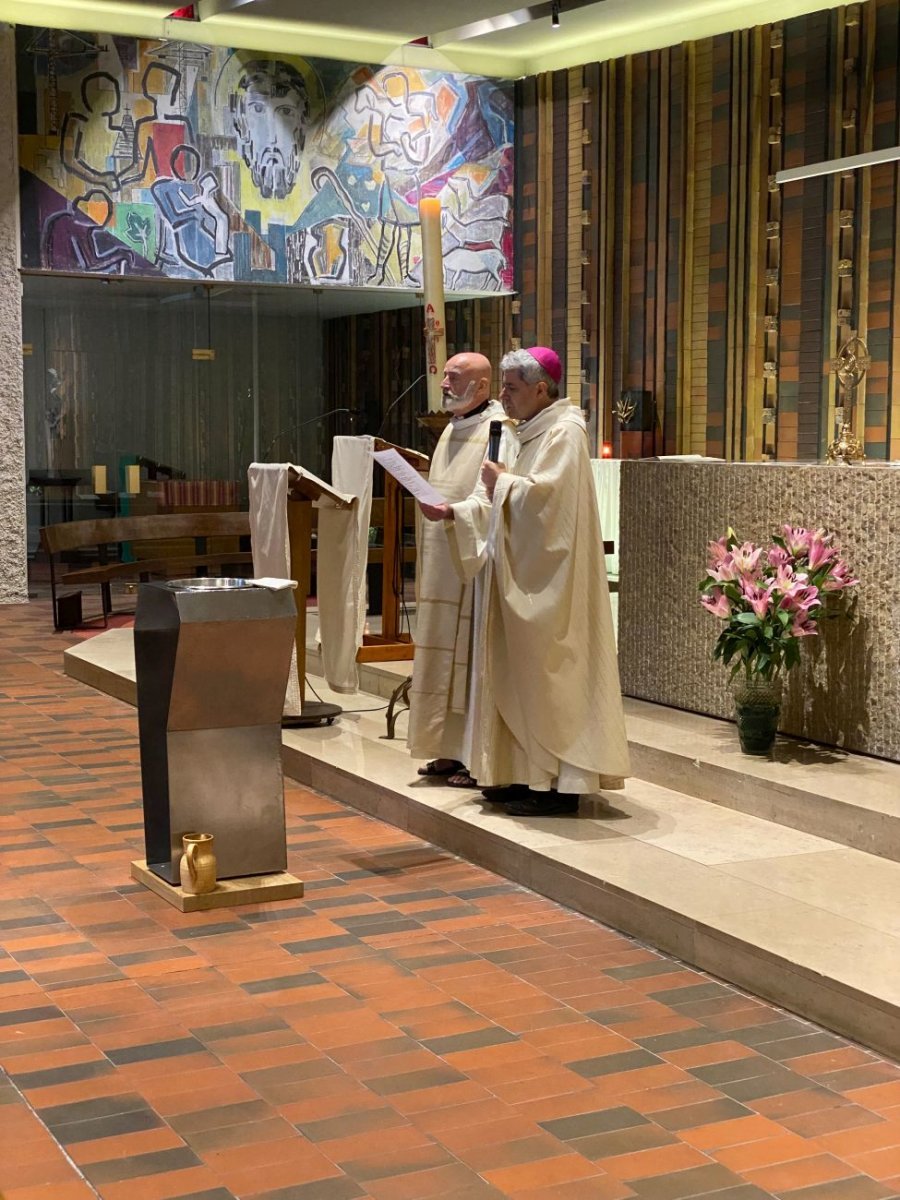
(514, 0), (900, 461)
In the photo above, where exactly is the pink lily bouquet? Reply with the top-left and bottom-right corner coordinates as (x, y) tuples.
(699, 526), (858, 680)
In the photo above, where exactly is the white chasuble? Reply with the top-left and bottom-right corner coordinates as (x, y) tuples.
(407, 401), (515, 762)
(316, 435), (374, 693)
(452, 398), (630, 792)
(248, 462), (303, 717)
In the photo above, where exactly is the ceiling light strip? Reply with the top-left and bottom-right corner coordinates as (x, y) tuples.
(775, 144), (900, 185)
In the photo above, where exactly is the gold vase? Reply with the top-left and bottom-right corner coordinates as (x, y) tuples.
(179, 832), (217, 895)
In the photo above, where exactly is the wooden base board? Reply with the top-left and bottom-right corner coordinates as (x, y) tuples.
(131, 861), (304, 912)
(357, 635), (414, 663)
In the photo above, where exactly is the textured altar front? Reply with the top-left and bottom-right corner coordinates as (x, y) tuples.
(618, 461), (900, 762)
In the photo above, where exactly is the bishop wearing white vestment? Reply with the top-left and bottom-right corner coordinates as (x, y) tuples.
(428, 346), (630, 817)
(408, 352), (515, 787)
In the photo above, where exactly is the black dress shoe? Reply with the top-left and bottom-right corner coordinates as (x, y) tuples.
(481, 784), (529, 803)
(504, 793), (580, 817)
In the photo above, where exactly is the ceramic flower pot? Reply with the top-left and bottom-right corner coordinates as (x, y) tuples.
(732, 676), (782, 756)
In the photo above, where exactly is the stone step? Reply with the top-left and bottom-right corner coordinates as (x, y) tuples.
(281, 716), (900, 1062)
(304, 645), (900, 864)
(624, 697), (900, 864)
(65, 630), (900, 1060)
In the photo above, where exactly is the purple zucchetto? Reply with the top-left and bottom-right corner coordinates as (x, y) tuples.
(524, 346), (563, 384)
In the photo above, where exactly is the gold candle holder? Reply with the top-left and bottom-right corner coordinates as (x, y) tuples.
(827, 334), (869, 465)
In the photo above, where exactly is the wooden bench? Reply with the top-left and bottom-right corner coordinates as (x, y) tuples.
(40, 512), (252, 630)
(39, 500), (418, 631)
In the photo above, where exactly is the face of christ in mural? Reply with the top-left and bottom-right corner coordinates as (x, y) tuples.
(441, 353), (492, 415)
(232, 60), (309, 201)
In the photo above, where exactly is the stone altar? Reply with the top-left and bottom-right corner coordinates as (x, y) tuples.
(618, 461), (900, 763)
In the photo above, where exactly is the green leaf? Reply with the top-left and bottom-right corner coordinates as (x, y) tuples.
(735, 612), (759, 625)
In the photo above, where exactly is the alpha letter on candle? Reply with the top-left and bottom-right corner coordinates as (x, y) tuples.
(418, 196), (447, 413)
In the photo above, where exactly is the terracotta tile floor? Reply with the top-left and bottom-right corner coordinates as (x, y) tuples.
(2, 601), (900, 1200)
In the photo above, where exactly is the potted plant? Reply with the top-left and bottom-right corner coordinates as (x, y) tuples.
(699, 526), (858, 755)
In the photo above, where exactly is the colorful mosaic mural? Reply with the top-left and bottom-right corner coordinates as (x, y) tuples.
(17, 30), (514, 290)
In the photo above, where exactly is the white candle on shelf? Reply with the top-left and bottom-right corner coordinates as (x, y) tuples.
(92, 465), (107, 494)
(418, 196), (447, 413)
(126, 464), (141, 494)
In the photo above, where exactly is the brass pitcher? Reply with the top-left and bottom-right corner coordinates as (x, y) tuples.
(180, 832), (217, 895)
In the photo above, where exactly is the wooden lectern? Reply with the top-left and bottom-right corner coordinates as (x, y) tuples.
(357, 439), (429, 663)
(284, 467), (353, 727)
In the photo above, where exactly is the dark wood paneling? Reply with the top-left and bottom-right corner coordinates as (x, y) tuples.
(517, 0), (900, 462)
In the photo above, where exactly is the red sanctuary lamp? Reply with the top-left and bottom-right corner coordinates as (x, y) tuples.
(601, 442), (614, 459)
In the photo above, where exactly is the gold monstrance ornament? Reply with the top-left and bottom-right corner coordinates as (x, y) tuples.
(827, 334), (869, 464)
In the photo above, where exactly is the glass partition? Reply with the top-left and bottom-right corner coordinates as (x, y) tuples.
(20, 274), (409, 562)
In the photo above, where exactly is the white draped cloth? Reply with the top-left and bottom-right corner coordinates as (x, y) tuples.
(591, 457), (620, 579)
(315, 436), (374, 693)
(451, 398), (630, 793)
(248, 463), (304, 717)
(407, 401), (515, 762)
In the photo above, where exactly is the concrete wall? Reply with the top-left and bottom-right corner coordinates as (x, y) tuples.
(0, 24), (27, 605)
(618, 461), (900, 762)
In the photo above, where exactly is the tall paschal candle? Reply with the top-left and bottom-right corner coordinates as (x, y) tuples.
(418, 196), (447, 413)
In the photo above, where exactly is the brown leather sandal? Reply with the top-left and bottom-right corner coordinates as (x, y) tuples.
(446, 770), (478, 789)
(417, 759), (463, 777)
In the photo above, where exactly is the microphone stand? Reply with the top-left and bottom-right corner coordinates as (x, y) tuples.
(262, 407), (357, 461)
(376, 374), (427, 442)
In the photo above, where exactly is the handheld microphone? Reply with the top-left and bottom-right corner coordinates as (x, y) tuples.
(487, 420), (502, 463)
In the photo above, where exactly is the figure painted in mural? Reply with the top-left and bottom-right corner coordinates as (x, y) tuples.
(59, 71), (135, 192)
(230, 60), (309, 201)
(286, 217), (356, 285)
(340, 73), (435, 284)
(152, 145), (233, 278)
(354, 70), (446, 284)
(20, 34), (514, 290)
(408, 179), (511, 292)
(119, 63), (196, 188)
(289, 164), (374, 285)
(42, 191), (136, 274)
(356, 70), (438, 172)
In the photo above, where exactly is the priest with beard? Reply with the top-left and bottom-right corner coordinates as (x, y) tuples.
(421, 346), (629, 816)
(409, 352), (516, 788)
